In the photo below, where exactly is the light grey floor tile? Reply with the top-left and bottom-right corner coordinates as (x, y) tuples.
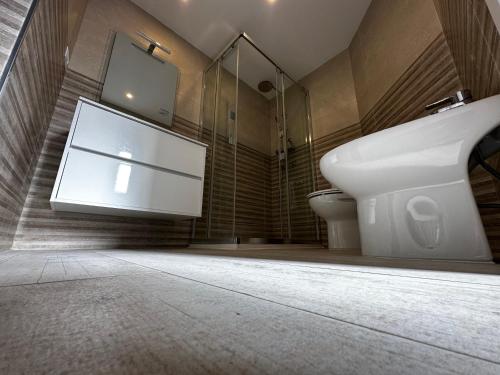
(0, 273), (498, 375)
(100, 250), (500, 363)
(0, 251), (158, 285)
(1, 249), (499, 374)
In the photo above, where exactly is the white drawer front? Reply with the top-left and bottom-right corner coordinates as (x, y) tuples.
(56, 149), (203, 217)
(72, 102), (205, 177)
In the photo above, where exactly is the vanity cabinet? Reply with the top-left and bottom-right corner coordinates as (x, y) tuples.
(50, 98), (207, 219)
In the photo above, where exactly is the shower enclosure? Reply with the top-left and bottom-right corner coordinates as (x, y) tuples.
(194, 33), (318, 243)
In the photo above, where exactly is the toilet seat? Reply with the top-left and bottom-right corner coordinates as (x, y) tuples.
(307, 188), (354, 201)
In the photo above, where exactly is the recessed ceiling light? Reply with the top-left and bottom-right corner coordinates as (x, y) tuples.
(125, 92), (134, 99)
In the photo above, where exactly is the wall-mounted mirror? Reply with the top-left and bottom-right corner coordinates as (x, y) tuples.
(101, 32), (178, 127)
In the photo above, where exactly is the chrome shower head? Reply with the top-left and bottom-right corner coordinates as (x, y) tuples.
(258, 80), (275, 93)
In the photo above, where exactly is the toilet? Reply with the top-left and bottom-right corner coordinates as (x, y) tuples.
(319, 94), (500, 261)
(307, 188), (361, 249)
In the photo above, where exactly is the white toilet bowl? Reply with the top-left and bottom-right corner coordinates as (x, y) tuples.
(307, 188), (360, 249)
(319, 95), (500, 261)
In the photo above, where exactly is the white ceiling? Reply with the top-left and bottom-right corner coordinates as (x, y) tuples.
(131, 0), (371, 82)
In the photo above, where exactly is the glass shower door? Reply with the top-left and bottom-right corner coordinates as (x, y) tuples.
(233, 38), (274, 240)
(194, 61), (218, 239)
(280, 74), (318, 242)
(202, 46), (239, 240)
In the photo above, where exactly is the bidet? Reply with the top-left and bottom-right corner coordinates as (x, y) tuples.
(319, 94), (500, 260)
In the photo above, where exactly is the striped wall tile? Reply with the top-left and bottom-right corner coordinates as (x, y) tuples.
(0, 0), (66, 249)
(269, 123), (362, 246)
(0, 0), (33, 76)
(193, 129), (272, 240)
(360, 33), (462, 136)
(270, 154), (289, 240)
(235, 143), (272, 238)
(434, 0), (500, 100)
(270, 145), (317, 242)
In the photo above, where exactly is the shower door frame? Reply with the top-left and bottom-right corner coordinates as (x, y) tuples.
(195, 32), (319, 243)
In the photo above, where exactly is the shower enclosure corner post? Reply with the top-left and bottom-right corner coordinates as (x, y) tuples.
(191, 62), (209, 240)
(206, 59), (222, 239)
(305, 89), (320, 241)
(231, 44), (240, 238)
(274, 69), (284, 238)
(279, 70), (293, 241)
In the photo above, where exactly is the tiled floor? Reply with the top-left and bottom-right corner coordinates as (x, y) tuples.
(0, 248), (499, 374)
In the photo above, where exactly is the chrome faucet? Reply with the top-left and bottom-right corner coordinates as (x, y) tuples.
(425, 89), (472, 114)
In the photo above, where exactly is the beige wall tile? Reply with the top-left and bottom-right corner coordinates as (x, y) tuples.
(67, 0), (88, 55)
(237, 80), (271, 155)
(350, 0), (443, 118)
(300, 49), (359, 140)
(283, 83), (309, 147)
(213, 68), (271, 155)
(69, 0), (210, 124)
